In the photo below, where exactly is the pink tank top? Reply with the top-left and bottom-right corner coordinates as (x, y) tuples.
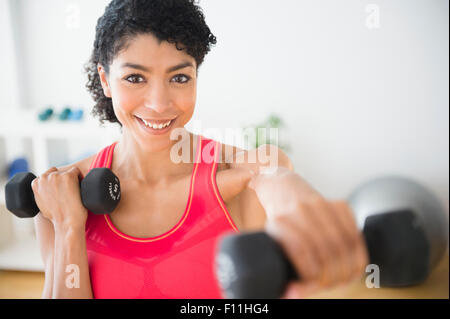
(84, 135), (239, 298)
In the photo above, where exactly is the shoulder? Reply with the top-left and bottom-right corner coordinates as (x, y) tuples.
(219, 142), (293, 173)
(215, 142), (294, 231)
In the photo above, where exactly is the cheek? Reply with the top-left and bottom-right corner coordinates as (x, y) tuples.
(111, 82), (142, 115)
(177, 86), (197, 115)
(175, 93), (196, 127)
(179, 94), (196, 113)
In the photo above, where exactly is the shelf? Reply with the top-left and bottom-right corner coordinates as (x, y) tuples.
(0, 110), (121, 177)
(0, 236), (44, 272)
(0, 110), (121, 141)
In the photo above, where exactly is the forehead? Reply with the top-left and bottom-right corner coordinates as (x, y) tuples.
(112, 33), (195, 67)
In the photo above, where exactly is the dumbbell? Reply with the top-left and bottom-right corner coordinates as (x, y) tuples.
(5, 167), (121, 218)
(215, 176), (449, 299)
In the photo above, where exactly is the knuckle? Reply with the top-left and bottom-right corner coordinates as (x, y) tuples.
(47, 170), (59, 179)
(67, 167), (80, 178)
(66, 166), (76, 173)
(60, 169), (71, 176)
(60, 173), (74, 184)
(43, 167), (57, 177)
(31, 178), (38, 190)
(272, 213), (293, 226)
(308, 194), (327, 207)
(46, 166), (57, 173)
(48, 171), (58, 180)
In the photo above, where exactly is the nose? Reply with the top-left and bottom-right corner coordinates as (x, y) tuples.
(143, 81), (172, 114)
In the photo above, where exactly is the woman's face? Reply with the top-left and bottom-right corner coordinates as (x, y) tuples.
(98, 33), (197, 150)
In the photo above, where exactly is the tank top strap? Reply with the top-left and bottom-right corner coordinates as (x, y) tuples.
(194, 136), (239, 232)
(193, 136), (218, 197)
(88, 142), (117, 170)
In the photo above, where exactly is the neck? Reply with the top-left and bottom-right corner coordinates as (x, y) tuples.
(113, 128), (197, 184)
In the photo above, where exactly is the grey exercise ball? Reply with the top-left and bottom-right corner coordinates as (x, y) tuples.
(348, 175), (449, 286)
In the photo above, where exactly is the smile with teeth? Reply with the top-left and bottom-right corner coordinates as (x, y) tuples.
(139, 118), (174, 130)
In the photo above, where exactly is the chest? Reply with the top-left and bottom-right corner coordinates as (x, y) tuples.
(108, 169), (244, 239)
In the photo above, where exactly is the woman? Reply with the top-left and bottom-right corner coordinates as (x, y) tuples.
(32, 0), (368, 299)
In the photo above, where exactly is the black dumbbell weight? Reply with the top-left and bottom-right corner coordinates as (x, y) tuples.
(5, 167), (121, 218)
(215, 176), (449, 298)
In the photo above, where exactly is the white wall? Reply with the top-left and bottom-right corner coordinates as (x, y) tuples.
(6, 0), (110, 111)
(197, 0), (449, 211)
(1, 0), (448, 210)
(0, 0), (20, 110)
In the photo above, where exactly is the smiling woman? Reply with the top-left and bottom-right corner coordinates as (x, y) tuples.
(31, 0), (371, 301)
(34, 0), (266, 300)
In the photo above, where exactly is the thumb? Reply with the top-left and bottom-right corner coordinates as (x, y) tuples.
(247, 166), (277, 190)
(247, 170), (260, 191)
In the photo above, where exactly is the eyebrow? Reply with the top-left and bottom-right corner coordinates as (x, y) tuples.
(121, 61), (194, 73)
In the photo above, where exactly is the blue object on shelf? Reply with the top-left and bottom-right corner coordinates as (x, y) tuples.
(38, 107), (54, 122)
(59, 108), (72, 121)
(68, 109), (84, 121)
(8, 158), (30, 179)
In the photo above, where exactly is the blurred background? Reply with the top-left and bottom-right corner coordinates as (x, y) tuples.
(0, 0), (448, 298)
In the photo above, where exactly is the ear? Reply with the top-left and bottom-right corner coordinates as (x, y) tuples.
(97, 64), (112, 98)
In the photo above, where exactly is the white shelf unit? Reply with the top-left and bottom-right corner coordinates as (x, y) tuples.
(0, 235), (44, 272)
(0, 109), (121, 271)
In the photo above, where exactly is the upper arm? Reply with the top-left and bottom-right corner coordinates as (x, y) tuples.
(220, 143), (294, 230)
(236, 187), (267, 231)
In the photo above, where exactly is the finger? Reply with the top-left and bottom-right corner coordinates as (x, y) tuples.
(301, 198), (348, 287)
(247, 172), (269, 191)
(62, 166), (84, 182)
(331, 201), (364, 253)
(31, 178), (39, 191)
(41, 167), (58, 178)
(265, 213), (321, 284)
(319, 201), (358, 284)
(47, 170), (59, 182)
(329, 201), (367, 282)
(352, 228), (370, 280)
(333, 201), (370, 279)
(277, 203), (332, 287)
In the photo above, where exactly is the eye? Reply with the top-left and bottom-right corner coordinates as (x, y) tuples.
(125, 74), (145, 84)
(171, 74), (191, 84)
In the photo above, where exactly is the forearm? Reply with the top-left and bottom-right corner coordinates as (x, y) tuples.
(42, 254), (54, 298)
(53, 224), (93, 299)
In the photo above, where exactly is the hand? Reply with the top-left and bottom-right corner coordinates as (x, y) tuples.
(248, 167), (369, 298)
(31, 166), (88, 229)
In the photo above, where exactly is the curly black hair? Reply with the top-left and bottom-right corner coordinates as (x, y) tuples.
(84, 0), (217, 128)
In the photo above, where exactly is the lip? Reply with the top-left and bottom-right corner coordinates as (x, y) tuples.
(134, 115), (177, 136)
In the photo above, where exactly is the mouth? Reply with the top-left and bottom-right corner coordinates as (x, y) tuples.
(134, 115), (177, 135)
